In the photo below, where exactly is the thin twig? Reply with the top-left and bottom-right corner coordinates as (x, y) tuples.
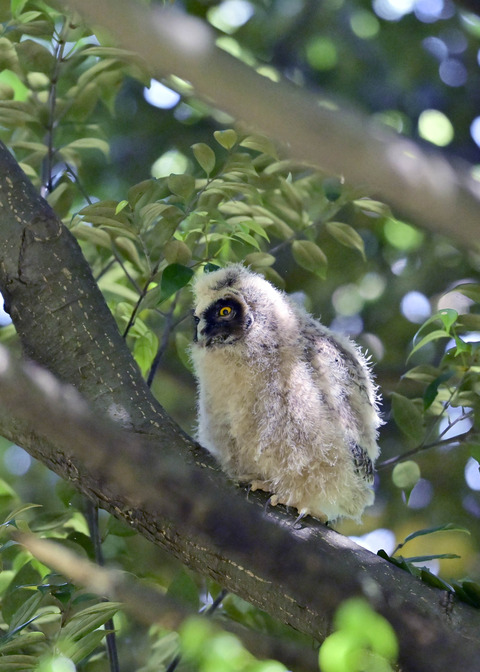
(122, 267), (159, 338)
(85, 500), (121, 672)
(377, 424), (474, 470)
(147, 294), (179, 387)
(42, 19), (69, 196)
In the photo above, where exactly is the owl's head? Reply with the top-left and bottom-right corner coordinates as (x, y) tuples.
(191, 264), (285, 348)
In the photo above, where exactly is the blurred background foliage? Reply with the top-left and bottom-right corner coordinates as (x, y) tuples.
(0, 0), (480, 669)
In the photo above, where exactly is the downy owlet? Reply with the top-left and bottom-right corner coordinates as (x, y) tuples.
(191, 264), (382, 523)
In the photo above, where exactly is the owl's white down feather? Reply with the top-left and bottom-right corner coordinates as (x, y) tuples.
(191, 264), (382, 522)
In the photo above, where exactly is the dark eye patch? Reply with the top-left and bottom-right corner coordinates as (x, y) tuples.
(203, 298), (242, 323)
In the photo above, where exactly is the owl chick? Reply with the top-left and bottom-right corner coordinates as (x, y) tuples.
(190, 264), (382, 523)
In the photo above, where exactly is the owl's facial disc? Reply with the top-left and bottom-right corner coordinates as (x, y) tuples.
(194, 297), (253, 347)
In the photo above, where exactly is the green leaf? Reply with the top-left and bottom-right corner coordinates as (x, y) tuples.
(353, 198), (391, 216)
(61, 138), (110, 158)
(0, 631), (45, 654)
(292, 240), (327, 278)
(233, 231), (261, 250)
(214, 129), (238, 149)
(423, 370), (454, 410)
(453, 283), (480, 303)
(115, 237), (143, 269)
(167, 569), (199, 611)
(134, 331), (159, 376)
(461, 580), (480, 608)
(408, 329), (451, 361)
(402, 365), (440, 383)
(60, 628), (112, 664)
(204, 263), (221, 273)
(400, 523), (471, 547)
(438, 308), (458, 332)
(61, 602), (121, 642)
(115, 200), (129, 215)
(244, 252), (275, 268)
(167, 174), (195, 200)
(7, 592), (43, 634)
(392, 461), (420, 490)
(192, 143), (216, 175)
(451, 580), (480, 608)
(391, 393), (424, 442)
(325, 221), (366, 260)
(419, 569), (453, 592)
(0, 653), (37, 669)
(240, 134), (278, 158)
(160, 264), (194, 302)
(163, 239), (192, 265)
(404, 553), (461, 562)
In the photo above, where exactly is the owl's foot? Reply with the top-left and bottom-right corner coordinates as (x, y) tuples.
(249, 480), (273, 494)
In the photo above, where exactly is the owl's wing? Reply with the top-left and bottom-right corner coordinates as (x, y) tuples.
(302, 315), (381, 473)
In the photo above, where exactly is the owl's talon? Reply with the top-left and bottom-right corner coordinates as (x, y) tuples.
(250, 480), (272, 494)
(293, 511), (307, 528)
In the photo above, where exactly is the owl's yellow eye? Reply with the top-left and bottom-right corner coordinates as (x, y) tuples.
(219, 306), (232, 317)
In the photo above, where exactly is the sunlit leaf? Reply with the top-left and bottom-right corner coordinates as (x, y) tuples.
(192, 143), (216, 175)
(325, 221), (366, 260)
(213, 129), (238, 149)
(240, 134), (278, 158)
(292, 240), (327, 278)
(61, 138), (110, 158)
(244, 252), (275, 268)
(392, 461), (420, 490)
(134, 331), (159, 376)
(408, 329), (451, 361)
(233, 231), (261, 250)
(353, 198), (391, 216)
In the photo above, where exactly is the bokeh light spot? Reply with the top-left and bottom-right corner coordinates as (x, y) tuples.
(350, 10), (380, 39)
(0, 293), (12, 326)
(207, 0), (254, 33)
(470, 117), (480, 148)
(4, 445), (32, 476)
(151, 150), (190, 178)
(465, 457), (480, 491)
(144, 80), (181, 109)
(384, 218), (424, 250)
(332, 284), (364, 316)
(401, 291), (431, 323)
(373, 0), (414, 21)
(439, 59), (467, 87)
(418, 109), (454, 146)
(305, 37), (338, 70)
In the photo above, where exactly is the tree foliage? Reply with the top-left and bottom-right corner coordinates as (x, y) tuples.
(0, 1), (480, 671)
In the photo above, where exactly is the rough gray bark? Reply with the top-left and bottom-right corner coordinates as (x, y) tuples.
(1, 141), (480, 672)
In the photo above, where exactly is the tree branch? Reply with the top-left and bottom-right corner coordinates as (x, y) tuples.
(1, 131), (480, 670)
(0, 343), (479, 672)
(66, 0), (480, 248)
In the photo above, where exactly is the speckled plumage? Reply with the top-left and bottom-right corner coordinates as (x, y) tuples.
(190, 264), (382, 522)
